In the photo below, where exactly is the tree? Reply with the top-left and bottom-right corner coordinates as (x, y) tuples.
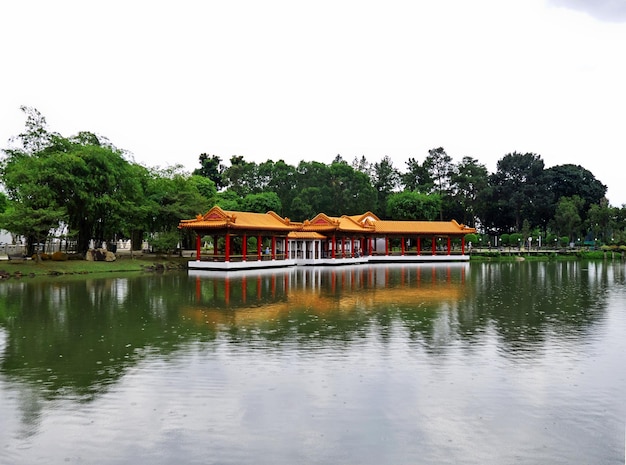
(423, 148), (454, 220)
(258, 160), (297, 217)
(449, 156), (489, 227)
(401, 157), (432, 193)
(0, 197), (66, 260)
(386, 191), (441, 221)
(1, 108), (150, 253)
(221, 156), (259, 196)
(328, 161), (377, 216)
(484, 152), (550, 232)
(241, 192), (282, 214)
(145, 166), (212, 234)
(290, 187), (328, 221)
(372, 155), (400, 217)
(554, 196), (584, 241)
(544, 164), (607, 223)
(193, 153), (225, 190)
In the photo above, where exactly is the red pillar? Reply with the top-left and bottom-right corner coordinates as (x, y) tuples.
(242, 234), (247, 261)
(341, 237), (346, 258)
(196, 234), (201, 261)
(385, 237), (389, 256)
(225, 233), (231, 262)
(417, 237), (421, 255)
(432, 236), (436, 255)
(331, 236), (336, 259)
(285, 237), (289, 260)
(257, 235), (262, 260)
(401, 237), (405, 256)
(447, 237), (451, 255)
(462, 236), (466, 255)
(271, 236), (276, 260)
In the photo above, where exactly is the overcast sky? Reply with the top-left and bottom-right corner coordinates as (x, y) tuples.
(1, 0), (625, 206)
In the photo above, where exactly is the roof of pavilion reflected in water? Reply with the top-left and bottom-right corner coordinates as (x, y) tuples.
(184, 264), (470, 326)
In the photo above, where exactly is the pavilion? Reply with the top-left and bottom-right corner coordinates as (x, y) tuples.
(178, 206), (476, 271)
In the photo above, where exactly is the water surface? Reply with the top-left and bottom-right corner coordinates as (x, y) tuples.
(1, 261), (624, 464)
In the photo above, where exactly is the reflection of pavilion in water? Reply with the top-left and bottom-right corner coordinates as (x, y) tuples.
(185, 264), (469, 325)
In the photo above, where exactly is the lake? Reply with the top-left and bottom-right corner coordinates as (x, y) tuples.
(0, 261), (624, 464)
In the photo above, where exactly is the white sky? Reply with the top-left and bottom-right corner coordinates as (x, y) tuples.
(1, 0), (625, 206)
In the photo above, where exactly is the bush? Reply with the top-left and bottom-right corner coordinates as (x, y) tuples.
(32, 253), (51, 260)
(51, 251), (68, 261)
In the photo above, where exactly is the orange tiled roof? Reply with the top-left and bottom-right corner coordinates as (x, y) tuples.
(288, 231), (327, 239)
(179, 206), (476, 236)
(373, 219), (475, 235)
(178, 206), (298, 231)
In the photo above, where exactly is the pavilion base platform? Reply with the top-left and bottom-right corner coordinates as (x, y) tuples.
(188, 259), (297, 271)
(367, 254), (470, 263)
(187, 254), (469, 271)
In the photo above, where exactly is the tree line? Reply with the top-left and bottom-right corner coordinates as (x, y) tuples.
(1, 107), (625, 256)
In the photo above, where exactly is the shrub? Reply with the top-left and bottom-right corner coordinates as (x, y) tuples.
(51, 251), (68, 261)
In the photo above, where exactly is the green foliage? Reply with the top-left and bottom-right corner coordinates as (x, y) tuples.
(241, 192), (282, 214)
(386, 191), (441, 220)
(500, 233), (510, 246)
(509, 233), (523, 246)
(464, 233), (478, 245)
(554, 196), (584, 241)
(150, 230), (180, 255)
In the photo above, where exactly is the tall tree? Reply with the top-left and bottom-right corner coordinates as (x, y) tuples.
(386, 191), (441, 221)
(372, 155), (400, 218)
(328, 161), (377, 216)
(554, 195), (584, 241)
(193, 153), (225, 190)
(401, 157), (432, 193)
(449, 156), (489, 227)
(1, 108), (148, 253)
(544, 164), (607, 216)
(484, 152), (550, 232)
(423, 147), (454, 220)
(221, 156), (259, 196)
(258, 160), (297, 217)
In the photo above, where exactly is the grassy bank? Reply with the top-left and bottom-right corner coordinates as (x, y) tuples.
(0, 255), (191, 279)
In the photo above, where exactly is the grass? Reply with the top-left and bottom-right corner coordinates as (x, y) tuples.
(0, 254), (191, 278)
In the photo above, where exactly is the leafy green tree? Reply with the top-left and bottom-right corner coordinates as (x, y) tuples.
(290, 187), (328, 221)
(258, 160), (297, 217)
(193, 153), (225, 190)
(2, 108), (147, 253)
(401, 157), (432, 193)
(386, 191), (441, 220)
(145, 166), (212, 235)
(328, 161), (377, 216)
(423, 148), (454, 220)
(0, 198), (65, 260)
(372, 155), (400, 217)
(215, 189), (243, 211)
(554, 196), (584, 241)
(292, 161), (333, 217)
(585, 199), (613, 244)
(544, 164), (606, 213)
(484, 152), (550, 232)
(150, 230), (180, 256)
(449, 156), (488, 227)
(351, 155), (372, 176)
(188, 175), (218, 203)
(241, 192), (282, 213)
(221, 156), (259, 196)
